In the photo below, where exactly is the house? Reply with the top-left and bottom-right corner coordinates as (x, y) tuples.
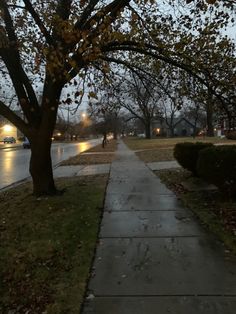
(152, 116), (203, 137)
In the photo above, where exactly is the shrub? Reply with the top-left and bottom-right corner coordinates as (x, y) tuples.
(197, 145), (236, 198)
(174, 142), (213, 176)
(225, 130), (236, 140)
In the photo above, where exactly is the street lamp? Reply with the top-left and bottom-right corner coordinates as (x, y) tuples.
(3, 124), (13, 133)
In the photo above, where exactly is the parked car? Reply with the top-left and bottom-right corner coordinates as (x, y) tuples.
(3, 136), (16, 144)
(22, 138), (30, 149)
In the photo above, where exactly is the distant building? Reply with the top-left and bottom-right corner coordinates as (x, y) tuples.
(152, 116), (202, 137)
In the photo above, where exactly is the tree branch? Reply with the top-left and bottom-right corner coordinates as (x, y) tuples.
(0, 0), (41, 123)
(22, 0), (53, 45)
(102, 42), (212, 89)
(75, 0), (130, 30)
(0, 100), (29, 135)
(74, 0), (100, 29)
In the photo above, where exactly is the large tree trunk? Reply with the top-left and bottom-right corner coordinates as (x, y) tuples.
(29, 80), (63, 196)
(113, 129), (118, 140)
(113, 114), (118, 140)
(145, 122), (151, 139)
(29, 136), (57, 196)
(192, 119), (198, 139)
(206, 102), (214, 137)
(102, 132), (107, 148)
(168, 115), (175, 137)
(169, 126), (175, 137)
(113, 121), (118, 139)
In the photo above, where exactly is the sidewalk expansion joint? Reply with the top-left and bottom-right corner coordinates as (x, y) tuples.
(106, 192), (177, 196)
(99, 235), (202, 239)
(92, 294), (236, 298)
(105, 209), (185, 212)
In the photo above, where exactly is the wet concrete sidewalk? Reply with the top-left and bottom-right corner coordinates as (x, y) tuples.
(83, 141), (236, 314)
(53, 160), (179, 178)
(54, 164), (110, 177)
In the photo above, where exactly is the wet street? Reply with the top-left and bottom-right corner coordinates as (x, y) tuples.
(0, 139), (100, 190)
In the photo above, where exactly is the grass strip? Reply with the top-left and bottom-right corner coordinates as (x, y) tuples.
(60, 140), (117, 166)
(86, 139), (117, 153)
(136, 148), (174, 162)
(61, 153), (114, 166)
(0, 175), (107, 313)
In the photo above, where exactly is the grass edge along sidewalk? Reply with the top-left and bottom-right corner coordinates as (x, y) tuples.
(61, 139), (117, 166)
(124, 137), (236, 254)
(0, 175), (108, 314)
(155, 168), (236, 255)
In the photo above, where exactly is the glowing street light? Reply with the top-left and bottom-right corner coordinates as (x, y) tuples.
(3, 124), (13, 133)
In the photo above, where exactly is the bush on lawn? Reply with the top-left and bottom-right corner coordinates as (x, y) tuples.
(225, 130), (236, 140)
(197, 145), (236, 198)
(174, 142), (213, 176)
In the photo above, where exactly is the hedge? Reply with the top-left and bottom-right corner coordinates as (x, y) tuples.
(197, 145), (236, 198)
(225, 131), (236, 140)
(174, 142), (213, 176)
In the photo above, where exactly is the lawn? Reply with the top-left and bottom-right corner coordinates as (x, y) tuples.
(155, 169), (236, 254)
(136, 147), (174, 162)
(0, 175), (107, 313)
(86, 139), (117, 153)
(124, 137), (236, 163)
(61, 139), (117, 166)
(124, 136), (236, 150)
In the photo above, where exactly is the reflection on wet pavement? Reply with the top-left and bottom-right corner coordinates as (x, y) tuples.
(0, 139), (99, 189)
(101, 210), (203, 237)
(105, 193), (183, 211)
(83, 296), (236, 314)
(89, 237), (236, 295)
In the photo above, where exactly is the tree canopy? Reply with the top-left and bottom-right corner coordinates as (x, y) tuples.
(0, 0), (235, 194)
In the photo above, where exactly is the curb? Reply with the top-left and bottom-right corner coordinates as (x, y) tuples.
(0, 144), (22, 151)
(0, 162), (61, 192)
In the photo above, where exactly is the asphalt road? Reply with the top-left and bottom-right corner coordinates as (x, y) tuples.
(0, 139), (100, 190)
